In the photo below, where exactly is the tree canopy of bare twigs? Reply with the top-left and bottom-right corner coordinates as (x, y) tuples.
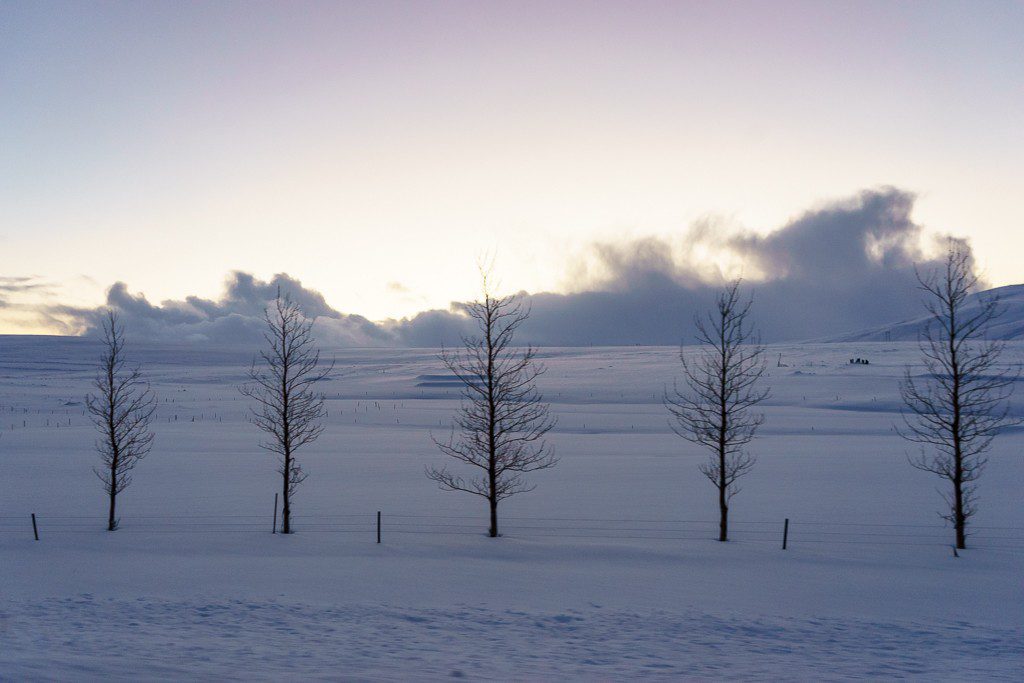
(241, 293), (332, 534)
(86, 310), (156, 531)
(898, 243), (1020, 550)
(427, 273), (556, 538)
(665, 281), (769, 542)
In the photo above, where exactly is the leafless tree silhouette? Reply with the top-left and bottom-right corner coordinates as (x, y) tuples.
(898, 243), (1020, 550)
(241, 293), (332, 534)
(427, 272), (556, 537)
(665, 281), (768, 542)
(86, 310), (156, 531)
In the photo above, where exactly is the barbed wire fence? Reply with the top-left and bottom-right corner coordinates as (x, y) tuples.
(3, 511), (1023, 552)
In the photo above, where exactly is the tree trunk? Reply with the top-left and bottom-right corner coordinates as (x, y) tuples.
(487, 477), (499, 536)
(107, 485), (117, 532)
(488, 495), (498, 538)
(282, 453), (291, 534)
(954, 469), (966, 550)
(107, 448), (118, 531)
(718, 484), (728, 542)
(952, 416), (966, 549)
(487, 315), (498, 539)
(950, 320), (965, 551)
(718, 449), (728, 541)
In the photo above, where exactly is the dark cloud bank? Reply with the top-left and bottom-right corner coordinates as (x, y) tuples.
(67, 188), (1000, 347)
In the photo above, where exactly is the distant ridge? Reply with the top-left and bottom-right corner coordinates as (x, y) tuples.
(828, 284), (1024, 342)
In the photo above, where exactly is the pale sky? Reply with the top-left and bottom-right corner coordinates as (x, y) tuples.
(1, 0), (1022, 333)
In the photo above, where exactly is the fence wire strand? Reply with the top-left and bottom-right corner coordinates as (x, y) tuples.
(2, 512), (1022, 552)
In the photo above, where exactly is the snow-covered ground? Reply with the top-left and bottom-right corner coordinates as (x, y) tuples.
(2, 337), (1022, 680)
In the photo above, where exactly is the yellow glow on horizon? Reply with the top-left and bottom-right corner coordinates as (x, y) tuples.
(1, 2), (1021, 333)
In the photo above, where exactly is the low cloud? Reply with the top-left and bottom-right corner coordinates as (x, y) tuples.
(398, 187), (963, 345)
(73, 273), (394, 346)
(58, 187), (972, 347)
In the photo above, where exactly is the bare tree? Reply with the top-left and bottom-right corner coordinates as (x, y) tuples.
(898, 244), (1019, 550)
(241, 293), (332, 534)
(665, 281), (768, 542)
(427, 273), (556, 538)
(86, 310), (156, 531)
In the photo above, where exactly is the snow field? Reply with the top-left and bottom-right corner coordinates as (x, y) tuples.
(1, 338), (1022, 679)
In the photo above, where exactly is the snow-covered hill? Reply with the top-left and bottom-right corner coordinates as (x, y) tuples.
(830, 284), (1024, 342)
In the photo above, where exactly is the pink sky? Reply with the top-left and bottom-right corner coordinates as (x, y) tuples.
(1, 1), (1021, 332)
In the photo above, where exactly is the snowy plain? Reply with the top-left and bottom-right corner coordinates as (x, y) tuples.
(1, 337), (1022, 680)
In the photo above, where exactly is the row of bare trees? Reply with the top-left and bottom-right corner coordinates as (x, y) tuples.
(237, 277), (554, 538)
(86, 275), (554, 539)
(87, 245), (1017, 549)
(663, 244), (1019, 549)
